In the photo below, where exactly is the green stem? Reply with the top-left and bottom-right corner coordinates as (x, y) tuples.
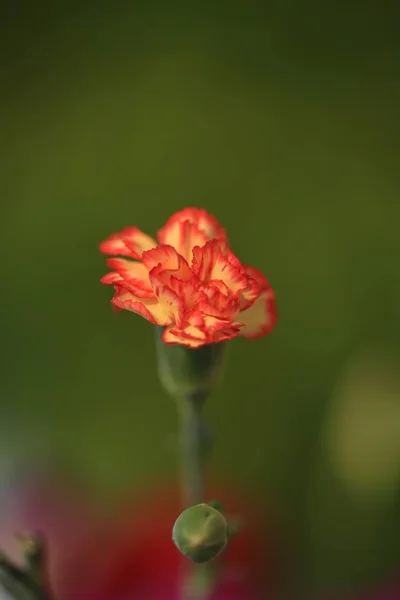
(153, 328), (226, 599)
(178, 393), (207, 507)
(179, 394), (216, 600)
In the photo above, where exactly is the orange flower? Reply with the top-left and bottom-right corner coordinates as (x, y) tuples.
(100, 208), (277, 348)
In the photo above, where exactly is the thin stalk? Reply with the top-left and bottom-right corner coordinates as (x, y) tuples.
(178, 393), (215, 600)
(178, 392), (207, 507)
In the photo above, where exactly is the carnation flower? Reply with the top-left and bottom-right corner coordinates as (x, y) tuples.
(100, 208), (277, 348)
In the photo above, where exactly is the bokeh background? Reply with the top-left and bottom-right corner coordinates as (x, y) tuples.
(1, 1), (400, 598)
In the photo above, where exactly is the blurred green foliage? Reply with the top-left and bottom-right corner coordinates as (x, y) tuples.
(1, 1), (400, 597)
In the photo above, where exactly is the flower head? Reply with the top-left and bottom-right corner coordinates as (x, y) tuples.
(100, 208), (277, 348)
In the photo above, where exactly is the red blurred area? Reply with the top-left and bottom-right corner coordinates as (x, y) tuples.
(0, 469), (277, 600)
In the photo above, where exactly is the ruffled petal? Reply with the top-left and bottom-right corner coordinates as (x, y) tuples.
(100, 272), (125, 285)
(192, 239), (225, 280)
(202, 315), (243, 340)
(103, 259), (154, 298)
(143, 246), (198, 327)
(157, 220), (209, 262)
(207, 279), (230, 295)
(162, 324), (208, 348)
(111, 288), (172, 326)
(193, 241), (247, 294)
(178, 221), (209, 262)
(154, 274), (199, 315)
(162, 314), (242, 347)
(142, 245), (184, 271)
(158, 208), (226, 247)
(239, 265), (268, 310)
(155, 285), (186, 327)
(210, 256), (247, 295)
(200, 286), (241, 321)
(143, 246), (192, 286)
(239, 278), (277, 339)
(100, 227), (156, 260)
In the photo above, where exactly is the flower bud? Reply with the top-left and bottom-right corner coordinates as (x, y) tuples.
(172, 503), (229, 563)
(155, 327), (226, 398)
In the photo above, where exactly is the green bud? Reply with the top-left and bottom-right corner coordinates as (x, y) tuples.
(172, 503), (229, 563)
(155, 327), (226, 398)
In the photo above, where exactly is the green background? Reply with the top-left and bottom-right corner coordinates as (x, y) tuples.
(1, 1), (400, 597)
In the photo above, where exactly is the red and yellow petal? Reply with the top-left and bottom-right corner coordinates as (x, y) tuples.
(239, 286), (277, 339)
(162, 324), (208, 348)
(151, 274), (197, 306)
(157, 207), (226, 247)
(104, 258), (154, 297)
(162, 307), (210, 346)
(177, 221), (210, 263)
(143, 246), (192, 286)
(111, 288), (173, 326)
(240, 276), (263, 310)
(100, 227), (156, 260)
(210, 255), (247, 295)
(142, 245), (186, 272)
(192, 240), (247, 294)
(100, 271), (125, 285)
(192, 239), (225, 281)
(154, 285), (186, 327)
(207, 279), (230, 296)
(161, 318), (239, 348)
(202, 315), (243, 337)
(244, 266), (270, 288)
(163, 307), (242, 348)
(157, 220), (209, 263)
(240, 265), (275, 311)
(144, 247), (200, 326)
(101, 271), (141, 301)
(199, 287), (240, 321)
